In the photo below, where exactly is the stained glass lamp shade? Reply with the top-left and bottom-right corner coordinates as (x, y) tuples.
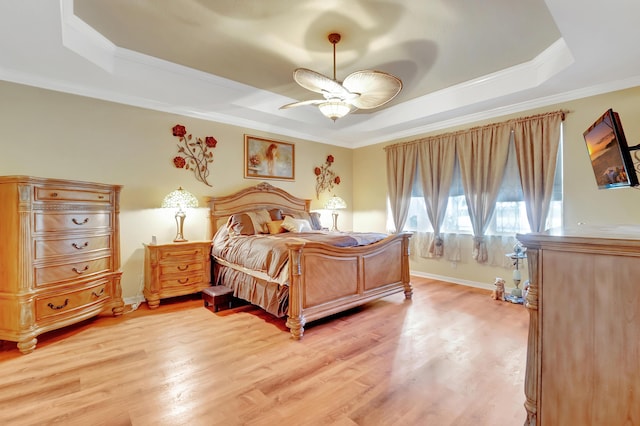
(161, 187), (199, 242)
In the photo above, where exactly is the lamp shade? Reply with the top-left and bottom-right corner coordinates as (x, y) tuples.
(324, 195), (347, 210)
(161, 187), (198, 242)
(318, 101), (353, 122)
(161, 187), (199, 210)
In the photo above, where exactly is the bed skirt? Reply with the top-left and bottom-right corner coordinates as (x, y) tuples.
(213, 263), (288, 317)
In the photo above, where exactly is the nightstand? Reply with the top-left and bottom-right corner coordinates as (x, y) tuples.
(143, 241), (212, 308)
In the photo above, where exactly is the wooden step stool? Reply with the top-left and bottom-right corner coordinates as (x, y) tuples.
(202, 285), (233, 312)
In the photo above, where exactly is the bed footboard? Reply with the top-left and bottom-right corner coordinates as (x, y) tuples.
(286, 232), (412, 339)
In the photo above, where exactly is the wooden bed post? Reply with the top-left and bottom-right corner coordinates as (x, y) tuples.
(402, 233), (413, 299)
(285, 242), (306, 340)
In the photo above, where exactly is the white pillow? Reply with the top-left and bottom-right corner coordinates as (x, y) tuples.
(281, 215), (312, 233)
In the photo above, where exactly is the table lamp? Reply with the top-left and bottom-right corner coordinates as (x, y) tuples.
(161, 187), (199, 242)
(324, 194), (347, 231)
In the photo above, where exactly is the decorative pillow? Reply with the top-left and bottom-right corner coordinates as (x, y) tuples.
(288, 210), (311, 221)
(246, 209), (271, 233)
(268, 208), (283, 221)
(309, 212), (322, 230)
(281, 215), (312, 233)
(266, 220), (285, 234)
(228, 213), (256, 235)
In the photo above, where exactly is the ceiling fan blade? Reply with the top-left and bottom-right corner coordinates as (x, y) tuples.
(279, 99), (325, 110)
(293, 68), (351, 97)
(342, 70), (403, 109)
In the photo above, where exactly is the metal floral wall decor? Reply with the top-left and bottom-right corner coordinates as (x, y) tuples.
(171, 124), (217, 187)
(314, 154), (341, 199)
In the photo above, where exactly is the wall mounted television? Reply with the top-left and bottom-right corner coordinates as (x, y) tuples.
(583, 108), (638, 189)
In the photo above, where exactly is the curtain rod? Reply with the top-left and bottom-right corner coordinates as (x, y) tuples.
(384, 109), (567, 151)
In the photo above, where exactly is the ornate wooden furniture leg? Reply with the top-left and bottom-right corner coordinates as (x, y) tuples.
(402, 235), (413, 299)
(286, 243), (306, 339)
(17, 337), (37, 355)
(523, 248), (539, 425)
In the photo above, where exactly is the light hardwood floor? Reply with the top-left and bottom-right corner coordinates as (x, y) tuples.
(0, 277), (528, 426)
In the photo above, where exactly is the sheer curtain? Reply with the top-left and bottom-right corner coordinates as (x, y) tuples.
(513, 112), (563, 232)
(456, 124), (511, 263)
(385, 143), (417, 233)
(386, 110), (565, 262)
(417, 134), (456, 257)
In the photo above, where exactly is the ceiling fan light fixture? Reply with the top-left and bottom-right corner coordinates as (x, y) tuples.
(281, 32), (402, 121)
(318, 100), (352, 121)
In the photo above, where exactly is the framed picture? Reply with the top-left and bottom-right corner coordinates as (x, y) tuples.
(244, 135), (295, 180)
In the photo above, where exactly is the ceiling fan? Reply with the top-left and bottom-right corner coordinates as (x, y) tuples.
(280, 33), (403, 121)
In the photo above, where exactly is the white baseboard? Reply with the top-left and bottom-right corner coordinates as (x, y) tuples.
(410, 270), (495, 292)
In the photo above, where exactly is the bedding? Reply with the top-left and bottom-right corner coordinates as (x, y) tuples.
(228, 208), (282, 235)
(214, 222), (387, 281)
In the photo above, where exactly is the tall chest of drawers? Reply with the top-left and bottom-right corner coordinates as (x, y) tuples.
(0, 176), (124, 354)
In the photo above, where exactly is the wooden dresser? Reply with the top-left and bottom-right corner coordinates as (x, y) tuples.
(0, 176), (124, 354)
(143, 241), (211, 308)
(517, 225), (640, 425)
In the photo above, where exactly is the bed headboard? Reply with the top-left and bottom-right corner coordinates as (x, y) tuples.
(206, 182), (311, 238)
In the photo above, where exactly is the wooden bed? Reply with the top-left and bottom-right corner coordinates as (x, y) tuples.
(206, 182), (412, 339)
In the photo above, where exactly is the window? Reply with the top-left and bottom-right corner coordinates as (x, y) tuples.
(396, 127), (563, 236)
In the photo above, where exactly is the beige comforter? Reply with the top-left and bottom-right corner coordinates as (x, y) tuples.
(212, 227), (388, 283)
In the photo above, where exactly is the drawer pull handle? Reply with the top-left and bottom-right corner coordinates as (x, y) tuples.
(178, 278), (190, 284)
(72, 265), (89, 274)
(177, 265), (189, 271)
(72, 242), (89, 250)
(48, 299), (69, 310)
(98, 195), (105, 199)
(92, 288), (105, 298)
(50, 192), (58, 197)
(72, 218), (90, 225)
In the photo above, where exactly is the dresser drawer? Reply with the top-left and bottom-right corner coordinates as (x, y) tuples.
(159, 261), (204, 276)
(35, 256), (112, 286)
(35, 186), (112, 204)
(158, 245), (208, 261)
(35, 281), (110, 321)
(34, 212), (111, 233)
(34, 234), (111, 260)
(160, 272), (207, 290)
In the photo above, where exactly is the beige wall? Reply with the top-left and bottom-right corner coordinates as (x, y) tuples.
(0, 81), (353, 301)
(3, 79), (640, 299)
(353, 86), (640, 289)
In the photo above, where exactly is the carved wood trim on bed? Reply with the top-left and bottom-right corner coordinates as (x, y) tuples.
(205, 181), (310, 238)
(206, 182), (412, 339)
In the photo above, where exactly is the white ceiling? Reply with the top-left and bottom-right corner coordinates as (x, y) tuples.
(1, 0), (640, 148)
